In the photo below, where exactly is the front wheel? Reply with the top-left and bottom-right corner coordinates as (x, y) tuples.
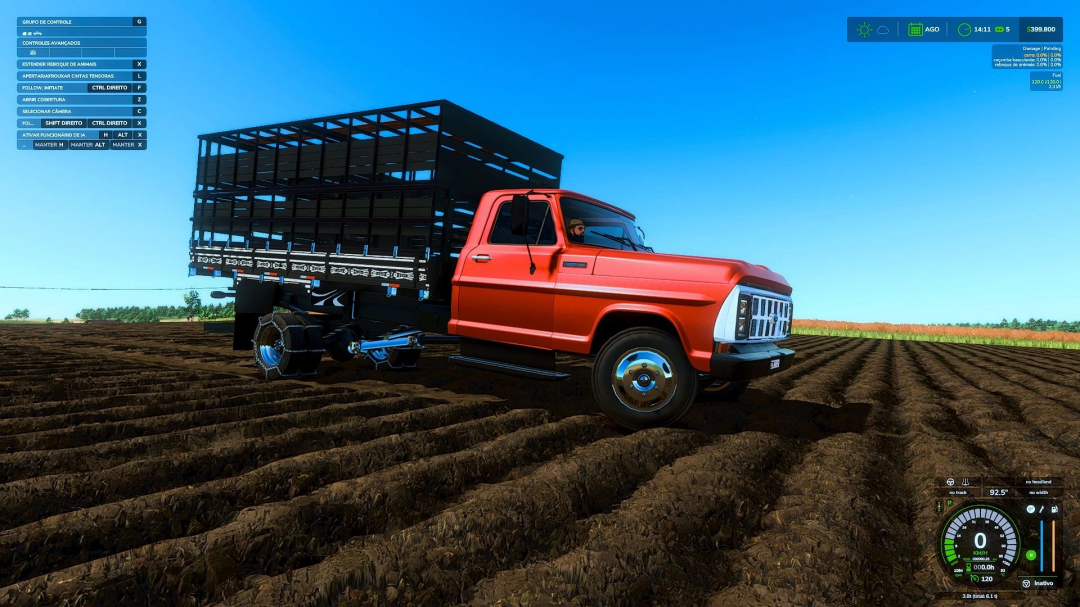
(591, 328), (698, 430)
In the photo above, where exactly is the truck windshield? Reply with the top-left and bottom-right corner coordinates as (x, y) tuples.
(560, 197), (652, 252)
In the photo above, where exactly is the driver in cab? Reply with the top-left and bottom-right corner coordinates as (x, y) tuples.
(567, 218), (586, 243)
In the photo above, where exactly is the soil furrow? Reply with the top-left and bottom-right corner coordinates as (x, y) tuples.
(0, 364), (147, 381)
(0, 374), (244, 404)
(779, 335), (855, 363)
(468, 432), (801, 606)
(195, 415), (616, 600)
(840, 339), (897, 430)
(0, 407), (552, 589)
(780, 338), (882, 406)
(0, 397), (503, 530)
(186, 414), (612, 604)
(0, 389), (385, 453)
(962, 343), (1080, 380)
(706, 431), (912, 606)
(707, 337), (920, 605)
(220, 427), (711, 606)
(788, 335), (831, 348)
(939, 343), (1080, 407)
(918, 343), (1080, 456)
(0, 389), (414, 483)
(0, 384), (322, 433)
(748, 335), (869, 399)
(0, 362), (133, 374)
(909, 341), (1080, 470)
(0, 378), (250, 410)
(965, 342), (1080, 371)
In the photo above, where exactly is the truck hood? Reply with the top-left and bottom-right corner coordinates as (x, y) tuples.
(590, 250), (792, 295)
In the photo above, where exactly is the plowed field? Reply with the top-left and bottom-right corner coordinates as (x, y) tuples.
(0, 323), (1077, 606)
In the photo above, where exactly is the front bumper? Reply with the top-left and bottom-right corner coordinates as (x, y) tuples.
(709, 342), (795, 381)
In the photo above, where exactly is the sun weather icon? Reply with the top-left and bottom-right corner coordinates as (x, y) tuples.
(856, 22), (872, 38)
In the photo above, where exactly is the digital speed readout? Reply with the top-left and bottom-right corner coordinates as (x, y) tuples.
(939, 504), (1019, 587)
(935, 477), (1067, 598)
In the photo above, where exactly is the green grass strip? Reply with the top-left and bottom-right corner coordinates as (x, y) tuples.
(792, 327), (1080, 350)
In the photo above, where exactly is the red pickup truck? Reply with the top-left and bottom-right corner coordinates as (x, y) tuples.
(445, 189), (794, 429)
(190, 101), (793, 430)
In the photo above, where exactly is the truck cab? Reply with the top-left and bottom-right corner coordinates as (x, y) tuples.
(448, 189), (795, 429)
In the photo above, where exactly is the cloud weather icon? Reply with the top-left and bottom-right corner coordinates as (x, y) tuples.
(877, 25), (889, 34)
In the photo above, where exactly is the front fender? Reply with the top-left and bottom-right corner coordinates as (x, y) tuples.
(583, 303), (714, 373)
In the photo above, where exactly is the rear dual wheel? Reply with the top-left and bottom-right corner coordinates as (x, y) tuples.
(592, 328), (698, 430)
(253, 312), (324, 379)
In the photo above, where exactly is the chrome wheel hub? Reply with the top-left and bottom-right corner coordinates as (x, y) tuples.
(611, 348), (677, 412)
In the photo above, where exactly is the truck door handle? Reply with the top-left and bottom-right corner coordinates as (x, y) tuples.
(470, 254), (491, 262)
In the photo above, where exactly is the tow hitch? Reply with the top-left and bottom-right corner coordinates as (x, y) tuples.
(347, 329), (425, 370)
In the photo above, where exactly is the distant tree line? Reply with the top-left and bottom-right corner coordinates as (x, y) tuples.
(941, 318), (1080, 333)
(3, 309), (72, 323)
(4, 308), (30, 320)
(76, 303), (235, 323)
(76, 291), (235, 323)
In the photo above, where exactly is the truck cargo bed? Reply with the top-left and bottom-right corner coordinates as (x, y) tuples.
(188, 100), (562, 306)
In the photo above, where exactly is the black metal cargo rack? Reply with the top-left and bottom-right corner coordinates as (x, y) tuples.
(188, 100), (563, 306)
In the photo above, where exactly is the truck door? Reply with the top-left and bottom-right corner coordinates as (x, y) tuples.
(454, 195), (559, 349)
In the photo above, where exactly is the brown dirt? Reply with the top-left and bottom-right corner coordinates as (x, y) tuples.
(0, 323), (1077, 606)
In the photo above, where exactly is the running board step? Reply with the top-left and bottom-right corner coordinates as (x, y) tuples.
(448, 355), (571, 381)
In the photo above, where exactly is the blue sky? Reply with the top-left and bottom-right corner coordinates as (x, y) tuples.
(2, 0), (1076, 323)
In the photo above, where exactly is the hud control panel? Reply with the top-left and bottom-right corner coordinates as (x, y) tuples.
(848, 16), (1064, 92)
(16, 17), (147, 151)
(935, 476), (1067, 602)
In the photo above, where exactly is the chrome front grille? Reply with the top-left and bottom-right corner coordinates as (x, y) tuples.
(749, 294), (791, 340)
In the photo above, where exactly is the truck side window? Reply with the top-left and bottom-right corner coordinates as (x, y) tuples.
(489, 200), (557, 245)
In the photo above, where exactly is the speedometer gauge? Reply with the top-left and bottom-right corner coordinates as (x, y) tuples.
(939, 504), (1020, 587)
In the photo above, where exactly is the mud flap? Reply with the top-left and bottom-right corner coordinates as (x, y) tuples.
(233, 312), (260, 351)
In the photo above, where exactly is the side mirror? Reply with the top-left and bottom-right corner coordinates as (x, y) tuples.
(509, 194), (529, 237)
